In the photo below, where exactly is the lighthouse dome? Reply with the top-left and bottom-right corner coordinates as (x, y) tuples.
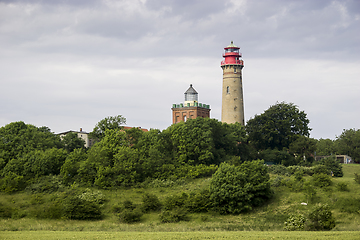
(184, 84), (198, 102)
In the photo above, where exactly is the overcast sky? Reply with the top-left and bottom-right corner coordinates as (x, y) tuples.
(0, 0), (359, 140)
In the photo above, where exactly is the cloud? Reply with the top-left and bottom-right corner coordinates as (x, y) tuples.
(0, 0), (359, 140)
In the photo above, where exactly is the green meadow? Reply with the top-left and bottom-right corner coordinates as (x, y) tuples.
(1, 164), (360, 240)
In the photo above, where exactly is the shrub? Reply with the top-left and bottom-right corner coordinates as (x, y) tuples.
(355, 173), (360, 184)
(118, 208), (143, 223)
(268, 165), (290, 176)
(185, 189), (212, 213)
(141, 193), (162, 213)
(25, 175), (63, 193)
(0, 202), (12, 219)
(312, 165), (330, 175)
(159, 208), (189, 223)
(312, 173), (332, 188)
(284, 214), (306, 231)
(62, 195), (103, 220)
(319, 156), (343, 177)
(303, 180), (317, 203)
(163, 193), (188, 210)
(336, 182), (349, 192)
(0, 172), (26, 193)
(306, 204), (335, 231)
(210, 160), (272, 214)
(271, 176), (284, 187)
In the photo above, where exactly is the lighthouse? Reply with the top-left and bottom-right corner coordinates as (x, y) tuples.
(171, 84), (211, 124)
(221, 41), (245, 125)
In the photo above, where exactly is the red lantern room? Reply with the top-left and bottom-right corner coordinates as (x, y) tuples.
(221, 41), (244, 66)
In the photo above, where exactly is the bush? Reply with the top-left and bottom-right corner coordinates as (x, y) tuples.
(0, 202), (12, 219)
(268, 165), (290, 176)
(159, 208), (189, 223)
(336, 182), (349, 192)
(284, 214), (306, 231)
(63, 195), (103, 220)
(312, 173), (332, 188)
(0, 172), (26, 193)
(312, 165), (330, 175)
(163, 193), (188, 210)
(118, 208), (143, 223)
(355, 173), (360, 184)
(141, 193), (162, 213)
(318, 156), (343, 177)
(306, 204), (335, 231)
(210, 160), (272, 214)
(25, 175), (63, 193)
(185, 189), (212, 213)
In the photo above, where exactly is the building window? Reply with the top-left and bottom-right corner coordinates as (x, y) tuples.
(227, 86), (230, 94)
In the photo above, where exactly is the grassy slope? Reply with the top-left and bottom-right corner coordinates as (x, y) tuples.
(0, 164), (360, 232)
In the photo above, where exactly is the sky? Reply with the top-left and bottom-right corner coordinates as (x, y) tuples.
(0, 0), (359, 140)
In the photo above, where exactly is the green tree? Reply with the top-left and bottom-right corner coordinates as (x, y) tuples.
(0, 121), (63, 168)
(89, 115), (126, 141)
(165, 118), (243, 165)
(210, 160), (272, 214)
(316, 138), (335, 156)
(335, 128), (360, 163)
(62, 132), (85, 152)
(246, 102), (311, 150)
(60, 148), (87, 185)
(289, 136), (317, 165)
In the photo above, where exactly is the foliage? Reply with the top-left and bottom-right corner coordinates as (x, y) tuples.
(311, 173), (332, 188)
(62, 188), (104, 220)
(246, 102), (311, 150)
(0, 202), (12, 218)
(317, 156), (343, 177)
(118, 208), (143, 223)
(336, 182), (349, 192)
(335, 128), (360, 163)
(0, 122), (62, 169)
(284, 214), (306, 231)
(165, 118), (246, 165)
(210, 160), (272, 214)
(159, 208), (189, 223)
(354, 173), (360, 184)
(258, 149), (295, 166)
(335, 198), (360, 214)
(89, 115), (126, 141)
(60, 148), (87, 185)
(306, 204), (336, 231)
(0, 172), (25, 193)
(185, 189), (212, 213)
(141, 193), (162, 213)
(289, 136), (316, 165)
(316, 138), (336, 156)
(61, 132), (85, 152)
(25, 175), (63, 193)
(163, 193), (188, 211)
(303, 180), (317, 203)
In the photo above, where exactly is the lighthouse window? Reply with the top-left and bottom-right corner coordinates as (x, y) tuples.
(226, 86), (230, 94)
(234, 68), (237, 73)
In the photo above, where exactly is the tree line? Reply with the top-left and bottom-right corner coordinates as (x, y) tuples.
(0, 102), (358, 193)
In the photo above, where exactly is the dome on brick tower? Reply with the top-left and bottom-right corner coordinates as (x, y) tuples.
(184, 84), (198, 102)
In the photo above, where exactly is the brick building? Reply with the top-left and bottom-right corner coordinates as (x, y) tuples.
(171, 84), (211, 124)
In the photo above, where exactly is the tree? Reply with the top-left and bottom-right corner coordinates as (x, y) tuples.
(89, 115), (126, 141)
(246, 102), (311, 150)
(289, 135), (317, 165)
(316, 138), (335, 156)
(62, 132), (86, 152)
(164, 118), (243, 165)
(335, 128), (360, 163)
(0, 121), (63, 168)
(210, 160), (272, 214)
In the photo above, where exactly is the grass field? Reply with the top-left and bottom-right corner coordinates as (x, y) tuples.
(1, 164), (360, 237)
(1, 231), (360, 240)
